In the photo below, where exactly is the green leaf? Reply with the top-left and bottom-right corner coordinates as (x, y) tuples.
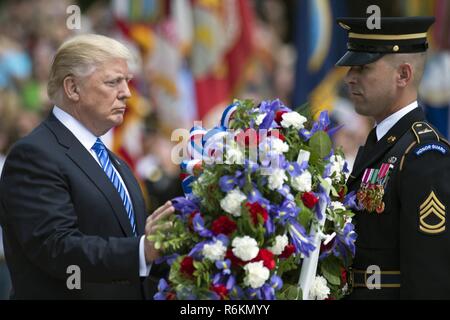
(320, 256), (342, 286)
(297, 201), (313, 229)
(310, 131), (332, 159)
(280, 284), (302, 300)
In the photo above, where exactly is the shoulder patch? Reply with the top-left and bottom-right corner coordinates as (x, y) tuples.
(411, 122), (440, 143)
(414, 143), (448, 157)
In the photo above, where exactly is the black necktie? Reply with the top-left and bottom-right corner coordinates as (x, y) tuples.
(365, 127), (378, 149)
(361, 127), (378, 160)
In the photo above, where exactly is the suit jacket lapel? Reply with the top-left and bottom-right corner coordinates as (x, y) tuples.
(347, 107), (426, 189)
(44, 113), (135, 237)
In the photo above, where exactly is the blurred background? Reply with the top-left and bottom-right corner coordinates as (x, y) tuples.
(1, 0), (449, 299)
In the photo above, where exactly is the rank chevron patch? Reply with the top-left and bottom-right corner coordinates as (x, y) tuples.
(419, 191), (446, 234)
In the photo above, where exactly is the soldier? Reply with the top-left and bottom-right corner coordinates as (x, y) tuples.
(336, 16), (450, 299)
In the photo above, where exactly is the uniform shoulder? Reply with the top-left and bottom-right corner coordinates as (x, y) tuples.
(400, 121), (450, 171)
(410, 121), (448, 144)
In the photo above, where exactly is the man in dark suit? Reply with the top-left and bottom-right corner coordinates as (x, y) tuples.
(337, 17), (450, 299)
(0, 34), (174, 299)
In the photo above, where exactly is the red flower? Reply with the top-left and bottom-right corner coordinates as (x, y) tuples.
(279, 244), (295, 259)
(340, 267), (347, 285)
(338, 187), (346, 202)
(225, 249), (245, 267)
(166, 292), (176, 300)
(179, 173), (189, 181)
(211, 216), (237, 236)
(275, 111), (287, 124)
(301, 192), (319, 209)
(188, 211), (200, 230)
(180, 256), (196, 277)
(268, 130), (286, 141)
(252, 249), (276, 270)
(245, 202), (268, 225)
(211, 285), (228, 299)
(235, 128), (259, 147)
(320, 237), (335, 253)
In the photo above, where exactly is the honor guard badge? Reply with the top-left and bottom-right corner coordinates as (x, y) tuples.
(419, 191), (446, 235)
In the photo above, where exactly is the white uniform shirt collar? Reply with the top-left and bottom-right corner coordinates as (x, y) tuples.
(52, 105), (100, 151)
(375, 101), (418, 141)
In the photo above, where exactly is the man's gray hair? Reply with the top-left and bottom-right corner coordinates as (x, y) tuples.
(47, 34), (134, 103)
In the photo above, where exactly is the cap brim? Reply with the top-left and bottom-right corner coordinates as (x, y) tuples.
(335, 51), (384, 66)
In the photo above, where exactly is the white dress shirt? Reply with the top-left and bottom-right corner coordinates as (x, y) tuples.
(375, 101), (418, 141)
(53, 106), (150, 277)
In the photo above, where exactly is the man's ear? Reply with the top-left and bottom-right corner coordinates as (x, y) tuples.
(397, 63), (413, 88)
(63, 76), (80, 102)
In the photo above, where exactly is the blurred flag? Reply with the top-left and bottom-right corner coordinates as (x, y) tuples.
(191, 0), (255, 124)
(292, 0), (348, 116)
(414, 0), (450, 138)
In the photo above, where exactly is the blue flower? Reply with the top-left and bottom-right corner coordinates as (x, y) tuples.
(258, 99), (289, 113)
(247, 184), (272, 210)
(244, 159), (259, 173)
(154, 278), (171, 300)
(215, 234), (230, 247)
(219, 175), (237, 192)
(155, 253), (179, 266)
(172, 197), (199, 218)
(228, 284), (245, 300)
(270, 275), (283, 290)
(246, 288), (262, 300)
(188, 241), (207, 257)
(192, 213), (214, 238)
(273, 199), (300, 224)
(259, 111), (276, 130)
(343, 191), (363, 210)
(226, 275), (236, 290)
(287, 220), (316, 257)
(215, 259), (232, 275)
(314, 188), (330, 221)
(264, 215), (275, 235)
(277, 184), (294, 202)
(339, 222), (357, 257)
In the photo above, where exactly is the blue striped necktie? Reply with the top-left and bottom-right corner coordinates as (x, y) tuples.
(91, 138), (137, 236)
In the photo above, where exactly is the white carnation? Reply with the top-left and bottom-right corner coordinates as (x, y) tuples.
(331, 201), (346, 212)
(268, 168), (288, 190)
(225, 144), (245, 165)
(297, 149), (310, 164)
(281, 112), (307, 130)
(220, 189), (246, 217)
(243, 261), (270, 289)
(291, 170), (312, 192)
(202, 240), (227, 261)
(255, 113), (267, 126)
(270, 138), (289, 154)
(268, 234), (289, 255)
(232, 236), (259, 261)
(309, 275), (330, 300)
(329, 155), (346, 181)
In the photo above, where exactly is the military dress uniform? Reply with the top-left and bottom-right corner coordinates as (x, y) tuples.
(336, 17), (450, 299)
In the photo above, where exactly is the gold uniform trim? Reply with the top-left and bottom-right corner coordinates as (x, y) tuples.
(412, 122), (440, 143)
(400, 141), (417, 171)
(348, 32), (427, 40)
(419, 191), (446, 234)
(352, 269), (401, 288)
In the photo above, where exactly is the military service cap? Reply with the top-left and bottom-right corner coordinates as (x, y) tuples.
(336, 16), (435, 66)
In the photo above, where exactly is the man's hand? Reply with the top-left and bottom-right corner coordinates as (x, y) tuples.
(144, 201), (175, 264)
